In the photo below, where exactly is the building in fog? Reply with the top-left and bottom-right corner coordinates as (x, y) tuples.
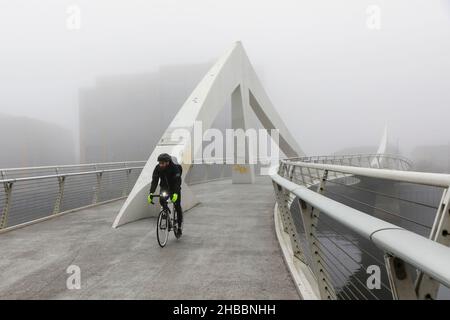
(79, 64), (213, 163)
(410, 145), (450, 173)
(79, 63), (268, 163)
(0, 113), (75, 168)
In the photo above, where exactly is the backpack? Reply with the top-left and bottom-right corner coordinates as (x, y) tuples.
(170, 156), (182, 176)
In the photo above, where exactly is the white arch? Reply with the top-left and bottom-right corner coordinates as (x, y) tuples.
(112, 42), (304, 228)
(375, 124), (388, 155)
(372, 124), (388, 168)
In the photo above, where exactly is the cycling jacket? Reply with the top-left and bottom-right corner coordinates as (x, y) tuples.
(149, 160), (182, 195)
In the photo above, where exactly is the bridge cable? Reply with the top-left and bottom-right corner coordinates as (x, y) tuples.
(314, 215), (392, 292)
(312, 234), (384, 300)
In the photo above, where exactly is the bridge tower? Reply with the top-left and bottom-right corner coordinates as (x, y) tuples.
(112, 42), (304, 228)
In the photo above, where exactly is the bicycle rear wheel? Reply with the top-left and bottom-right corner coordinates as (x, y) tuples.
(157, 209), (169, 247)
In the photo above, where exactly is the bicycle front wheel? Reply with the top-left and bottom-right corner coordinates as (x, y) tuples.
(157, 210), (169, 247)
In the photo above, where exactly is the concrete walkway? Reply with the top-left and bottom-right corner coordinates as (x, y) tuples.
(0, 177), (299, 299)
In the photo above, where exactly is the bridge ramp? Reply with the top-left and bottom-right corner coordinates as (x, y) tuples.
(0, 177), (298, 299)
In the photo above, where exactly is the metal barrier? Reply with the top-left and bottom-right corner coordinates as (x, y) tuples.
(0, 160), (238, 231)
(0, 161), (146, 231)
(286, 153), (412, 171)
(272, 155), (450, 300)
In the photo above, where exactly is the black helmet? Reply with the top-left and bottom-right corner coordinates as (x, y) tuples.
(157, 153), (172, 162)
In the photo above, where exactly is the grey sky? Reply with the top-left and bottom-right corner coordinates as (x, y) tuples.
(0, 0), (449, 157)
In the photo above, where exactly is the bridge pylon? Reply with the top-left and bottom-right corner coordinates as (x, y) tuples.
(112, 42), (304, 228)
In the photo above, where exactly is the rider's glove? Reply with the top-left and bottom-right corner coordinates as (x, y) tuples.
(171, 193), (178, 203)
(148, 193), (154, 205)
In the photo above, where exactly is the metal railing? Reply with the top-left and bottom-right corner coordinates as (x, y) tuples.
(0, 161), (146, 231)
(272, 154), (450, 300)
(0, 159), (239, 231)
(286, 153), (412, 171)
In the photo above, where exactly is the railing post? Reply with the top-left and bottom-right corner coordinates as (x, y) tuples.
(384, 255), (417, 300)
(298, 199), (336, 300)
(1, 170), (13, 229)
(299, 167), (307, 186)
(376, 155), (381, 169)
(53, 168), (66, 214)
(316, 170), (328, 194)
(122, 168), (132, 197)
(307, 167), (313, 186)
(298, 169), (336, 300)
(274, 182), (288, 229)
(272, 182), (307, 264)
(93, 167), (103, 204)
(288, 165), (295, 181)
(278, 161), (287, 177)
(283, 162), (289, 177)
(415, 188), (450, 299)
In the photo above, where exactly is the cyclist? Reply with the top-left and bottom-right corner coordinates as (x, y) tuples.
(147, 153), (183, 235)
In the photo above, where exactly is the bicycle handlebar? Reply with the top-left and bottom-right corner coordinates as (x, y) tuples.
(151, 193), (169, 198)
(151, 193), (173, 203)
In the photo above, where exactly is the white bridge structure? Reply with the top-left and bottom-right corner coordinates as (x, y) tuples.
(0, 43), (449, 300)
(112, 41), (303, 228)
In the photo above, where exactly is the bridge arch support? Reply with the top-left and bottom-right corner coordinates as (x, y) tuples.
(112, 42), (304, 228)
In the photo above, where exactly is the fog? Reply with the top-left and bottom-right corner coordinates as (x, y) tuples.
(0, 0), (449, 168)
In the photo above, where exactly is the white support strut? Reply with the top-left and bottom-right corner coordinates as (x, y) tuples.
(112, 42), (304, 228)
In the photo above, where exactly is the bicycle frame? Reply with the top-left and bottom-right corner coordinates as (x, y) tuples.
(153, 193), (178, 232)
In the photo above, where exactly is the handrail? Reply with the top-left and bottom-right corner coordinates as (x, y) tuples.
(0, 161), (146, 173)
(271, 173), (450, 288)
(285, 153), (412, 162)
(0, 159), (233, 231)
(0, 161), (146, 231)
(274, 154), (450, 299)
(0, 166), (144, 184)
(281, 159), (450, 188)
(284, 153), (413, 168)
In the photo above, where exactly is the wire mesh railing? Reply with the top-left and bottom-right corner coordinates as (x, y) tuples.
(272, 154), (450, 300)
(286, 153), (412, 171)
(0, 162), (146, 230)
(0, 158), (242, 232)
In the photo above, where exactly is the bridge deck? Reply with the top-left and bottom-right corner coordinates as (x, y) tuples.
(0, 176), (299, 299)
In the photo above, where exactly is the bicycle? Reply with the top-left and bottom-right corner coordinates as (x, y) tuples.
(152, 192), (181, 247)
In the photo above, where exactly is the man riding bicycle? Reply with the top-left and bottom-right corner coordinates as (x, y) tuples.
(147, 153), (183, 235)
